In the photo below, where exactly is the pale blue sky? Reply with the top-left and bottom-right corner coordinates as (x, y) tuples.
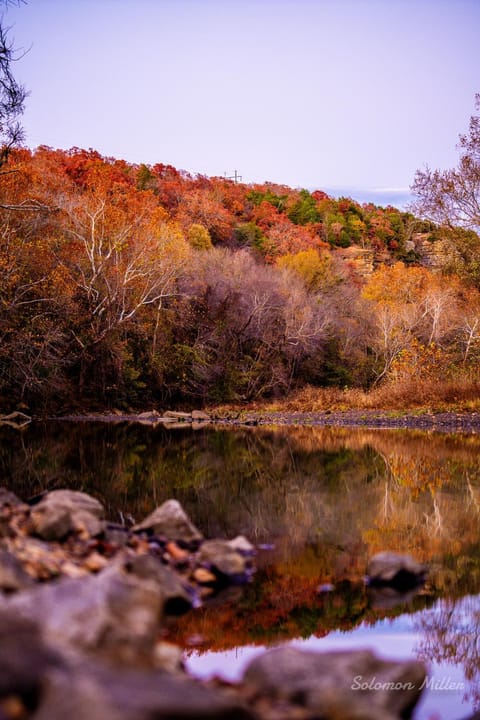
(5, 0), (480, 202)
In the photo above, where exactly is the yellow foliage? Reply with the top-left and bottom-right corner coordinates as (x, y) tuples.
(276, 248), (336, 291)
(187, 223), (213, 250)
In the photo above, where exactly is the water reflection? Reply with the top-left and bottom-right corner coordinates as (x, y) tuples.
(2, 421), (480, 717)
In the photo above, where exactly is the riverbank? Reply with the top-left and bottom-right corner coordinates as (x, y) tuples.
(51, 408), (480, 433)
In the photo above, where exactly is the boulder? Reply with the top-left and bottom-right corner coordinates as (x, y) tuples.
(367, 552), (428, 590)
(191, 410), (211, 421)
(125, 554), (193, 615)
(0, 550), (34, 592)
(93, 664), (255, 720)
(196, 539), (252, 581)
(9, 564), (164, 664)
(133, 499), (203, 545)
(164, 411), (192, 420)
(243, 646), (426, 720)
(227, 535), (255, 555)
(30, 490), (105, 541)
(0, 610), (63, 712)
(0, 487), (22, 507)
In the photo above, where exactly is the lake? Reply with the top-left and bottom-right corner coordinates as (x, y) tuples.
(2, 420), (480, 719)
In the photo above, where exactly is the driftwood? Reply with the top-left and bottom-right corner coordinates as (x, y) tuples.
(0, 411), (32, 428)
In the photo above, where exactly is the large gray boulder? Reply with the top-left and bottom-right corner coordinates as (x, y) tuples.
(9, 564), (164, 664)
(30, 490), (105, 541)
(133, 499), (203, 545)
(0, 607), (254, 720)
(243, 646), (426, 720)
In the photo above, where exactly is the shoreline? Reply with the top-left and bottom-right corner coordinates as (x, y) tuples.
(45, 409), (480, 433)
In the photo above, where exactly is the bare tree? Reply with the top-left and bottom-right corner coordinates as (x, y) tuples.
(0, 1), (27, 168)
(411, 94), (480, 233)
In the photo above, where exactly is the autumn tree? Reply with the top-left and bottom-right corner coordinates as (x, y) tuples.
(412, 95), (480, 286)
(361, 263), (456, 384)
(412, 94), (480, 233)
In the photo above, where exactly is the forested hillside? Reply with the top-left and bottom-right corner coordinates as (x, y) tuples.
(1, 146), (479, 412)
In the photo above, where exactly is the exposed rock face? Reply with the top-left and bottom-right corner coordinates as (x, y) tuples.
(133, 499), (204, 545)
(367, 552), (428, 590)
(243, 646), (426, 720)
(30, 490), (104, 541)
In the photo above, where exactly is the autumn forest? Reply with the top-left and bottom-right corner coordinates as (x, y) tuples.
(1, 131), (480, 415)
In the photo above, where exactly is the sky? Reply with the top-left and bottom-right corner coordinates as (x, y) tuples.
(5, 0), (480, 206)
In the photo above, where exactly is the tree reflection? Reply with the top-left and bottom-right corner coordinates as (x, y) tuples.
(3, 421), (480, 662)
(414, 593), (480, 708)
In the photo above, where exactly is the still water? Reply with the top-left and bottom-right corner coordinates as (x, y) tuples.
(2, 420), (480, 719)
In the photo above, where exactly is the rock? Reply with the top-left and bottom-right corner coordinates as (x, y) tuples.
(367, 552), (428, 590)
(164, 411), (192, 420)
(0, 488), (22, 507)
(93, 664), (255, 720)
(32, 666), (123, 720)
(0, 610), (63, 711)
(367, 584), (423, 610)
(9, 564), (164, 664)
(137, 410), (161, 420)
(193, 567), (217, 584)
(153, 641), (184, 673)
(6, 536), (64, 581)
(125, 554), (193, 615)
(191, 410), (211, 421)
(0, 550), (34, 592)
(30, 490), (104, 541)
(227, 535), (255, 555)
(165, 540), (189, 563)
(196, 539), (251, 581)
(0, 488), (26, 537)
(33, 490), (104, 518)
(133, 499), (203, 545)
(243, 646), (426, 720)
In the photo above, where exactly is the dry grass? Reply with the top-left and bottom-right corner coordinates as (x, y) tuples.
(213, 376), (480, 415)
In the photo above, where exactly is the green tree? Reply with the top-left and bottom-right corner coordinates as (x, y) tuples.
(288, 189), (321, 225)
